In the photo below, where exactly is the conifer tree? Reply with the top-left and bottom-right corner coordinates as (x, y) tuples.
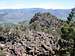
(61, 8), (75, 56)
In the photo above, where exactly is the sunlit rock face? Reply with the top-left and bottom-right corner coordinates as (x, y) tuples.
(0, 30), (59, 56)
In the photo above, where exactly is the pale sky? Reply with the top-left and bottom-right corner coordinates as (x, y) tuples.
(0, 0), (75, 9)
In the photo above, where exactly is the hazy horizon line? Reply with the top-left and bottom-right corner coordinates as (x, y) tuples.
(0, 8), (72, 10)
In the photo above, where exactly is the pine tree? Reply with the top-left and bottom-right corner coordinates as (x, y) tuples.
(61, 8), (75, 56)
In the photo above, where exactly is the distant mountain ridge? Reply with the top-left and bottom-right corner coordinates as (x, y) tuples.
(0, 8), (71, 23)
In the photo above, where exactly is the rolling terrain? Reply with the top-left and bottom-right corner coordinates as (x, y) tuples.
(0, 8), (71, 23)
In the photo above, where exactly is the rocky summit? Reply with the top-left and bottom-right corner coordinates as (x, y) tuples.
(0, 12), (72, 56)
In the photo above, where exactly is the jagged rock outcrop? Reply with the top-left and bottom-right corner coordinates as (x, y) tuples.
(0, 30), (61, 56)
(30, 12), (62, 29)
